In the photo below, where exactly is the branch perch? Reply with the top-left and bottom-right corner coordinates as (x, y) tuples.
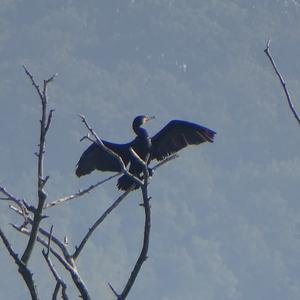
(118, 166), (151, 299)
(107, 149), (152, 300)
(72, 154), (177, 261)
(45, 173), (120, 209)
(79, 114), (143, 187)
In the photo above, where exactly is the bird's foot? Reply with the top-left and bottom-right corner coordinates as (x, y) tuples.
(148, 167), (154, 177)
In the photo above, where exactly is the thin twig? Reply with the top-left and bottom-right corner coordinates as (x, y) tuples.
(45, 109), (55, 134)
(22, 65), (44, 101)
(9, 205), (73, 266)
(108, 282), (120, 298)
(45, 173), (120, 209)
(14, 225), (71, 271)
(152, 154), (178, 171)
(42, 226), (69, 300)
(80, 134), (95, 143)
(264, 40), (300, 125)
(13, 225), (90, 300)
(46, 153), (177, 209)
(0, 186), (34, 213)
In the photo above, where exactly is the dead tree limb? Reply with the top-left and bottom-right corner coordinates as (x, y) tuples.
(107, 150), (152, 300)
(118, 154), (151, 300)
(0, 186), (35, 213)
(21, 66), (56, 265)
(264, 40), (300, 125)
(1, 68), (93, 300)
(12, 224), (91, 300)
(1, 65), (179, 299)
(72, 154), (177, 262)
(9, 205), (73, 266)
(10, 207), (91, 299)
(42, 226), (69, 300)
(111, 185), (151, 300)
(0, 67), (57, 299)
(0, 227), (38, 300)
(45, 173), (120, 209)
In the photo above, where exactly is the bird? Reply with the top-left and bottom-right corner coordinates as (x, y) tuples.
(76, 115), (216, 190)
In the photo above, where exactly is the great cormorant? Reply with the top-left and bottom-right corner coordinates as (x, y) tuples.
(76, 115), (216, 190)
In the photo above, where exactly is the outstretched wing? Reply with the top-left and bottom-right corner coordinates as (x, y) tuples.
(150, 120), (216, 161)
(76, 140), (131, 176)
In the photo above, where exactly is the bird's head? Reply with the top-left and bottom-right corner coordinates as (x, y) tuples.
(133, 115), (155, 128)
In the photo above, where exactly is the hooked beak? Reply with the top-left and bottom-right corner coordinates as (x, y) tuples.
(145, 116), (155, 122)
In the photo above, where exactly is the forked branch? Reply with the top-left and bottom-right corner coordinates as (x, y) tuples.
(12, 224), (90, 300)
(21, 66), (56, 265)
(72, 154), (177, 262)
(42, 226), (69, 300)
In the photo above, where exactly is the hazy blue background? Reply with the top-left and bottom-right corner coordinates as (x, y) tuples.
(1, 1), (300, 299)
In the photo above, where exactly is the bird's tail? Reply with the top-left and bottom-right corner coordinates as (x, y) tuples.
(117, 174), (139, 191)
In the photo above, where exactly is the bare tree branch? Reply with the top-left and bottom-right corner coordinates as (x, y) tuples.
(2, 67), (94, 299)
(0, 227), (39, 300)
(12, 225), (69, 267)
(0, 186), (35, 213)
(45, 173), (120, 209)
(103, 149), (152, 300)
(71, 154), (176, 262)
(45, 109), (55, 134)
(1, 66), (180, 299)
(80, 133), (95, 143)
(152, 154), (178, 171)
(108, 282), (120, 298)
(39, 227), (73, 265)
(13, 225), (90, 300)
(21, 67), (55, 265)
(52, 283), (60, 300)
(42, 226), (69, 300)
(22, 65), (44, 101)
(9, 205), (74, 266)
(46, 125), (177, 210)
(42, 76), (57, 103)
(264, 40), (300, 125)
(117, 164), (151, 300)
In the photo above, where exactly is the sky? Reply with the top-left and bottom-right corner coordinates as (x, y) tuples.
(1, 0), (300, 299)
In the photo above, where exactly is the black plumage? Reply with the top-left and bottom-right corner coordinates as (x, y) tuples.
(76, 115), (216, 190)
